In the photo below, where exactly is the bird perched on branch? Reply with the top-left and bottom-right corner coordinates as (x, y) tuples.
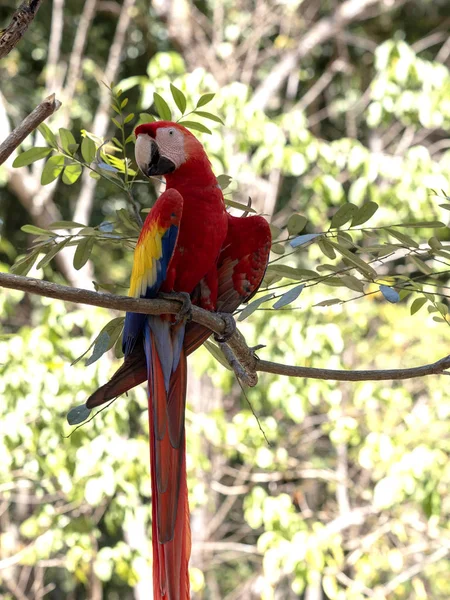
(87, 121), (271, 599)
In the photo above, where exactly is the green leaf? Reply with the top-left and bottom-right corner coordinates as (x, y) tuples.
(340, 275), (365, 293)
(81, 136), (96, 163)
(330, 203), (358, 229)
(270, 243), (285, 255)
(123, 113), (135, 124)
(170, 83), (187, 114)
(410, 297), (427, 315)
(193, 110), (224, 125)
(62, 163), (83, 185)
(21, 224), (51, 235)
(73, 236), (95, 270)
(196, 93), (215, 108)
(386, 228), (419, 248)
(178, 120), (212, 135)
(59, 128), (77, 155)
(41, 154), (64, 185)
(204, 340), (232, 370)
(328, 241), (377, 278)
(287, 214), (307, 235)
(379, 284), (400, 303)
(36, 238), (70, 269)
(89, 171), (101, 180)
(13, 147), (52, 168)
(273, 284), (304, 309)
(116, 208), (141, 232)
(224, 198), (256, 213)
(120, 98), (129, 109)
(318, 238), (336, 259)
(153, 92), (172, 120)
(67, 404), (91, 426)
(38, 123), (57, 147)
(10, 251), (40, 275)
(315, 298), (341, 307)
(351, 202), (379, 227)
(217, 174), (232, 190)
(47, 220), (85, 229)
(399, 221), (445, 228)
(267, 264), (317, 281)
(238, 293), (274, 321)
(138, 113), (156, 124)
(409, 255), (433, 274)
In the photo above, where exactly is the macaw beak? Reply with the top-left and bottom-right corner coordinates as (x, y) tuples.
(135, 134), (176, 177)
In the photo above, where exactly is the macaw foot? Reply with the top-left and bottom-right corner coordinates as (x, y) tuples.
(214, 312), (237, 343)
(159, 291), (193, 324)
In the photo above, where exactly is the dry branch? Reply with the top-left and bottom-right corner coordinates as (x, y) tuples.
(0, 94), (61, 165)
(2, 272), (450, 385)
(0, 0), (44, 60)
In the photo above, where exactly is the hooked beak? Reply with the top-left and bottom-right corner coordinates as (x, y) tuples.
(135, 134), (176, 177)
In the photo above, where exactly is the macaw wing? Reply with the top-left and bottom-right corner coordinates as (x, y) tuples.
(122, 189), (183, 357)
(184, 213), (271, 353)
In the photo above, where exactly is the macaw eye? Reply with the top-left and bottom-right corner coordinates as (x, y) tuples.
(168, 129), (174, 136)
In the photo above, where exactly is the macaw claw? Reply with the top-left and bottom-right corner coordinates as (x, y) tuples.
(214, 312), (237, 343)
(160, 291), (193, 324)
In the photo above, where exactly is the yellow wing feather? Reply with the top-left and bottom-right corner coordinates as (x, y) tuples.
(129, 222), (167, 298)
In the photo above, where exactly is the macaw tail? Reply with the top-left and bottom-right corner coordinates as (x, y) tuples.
(144, 317), (191, 600)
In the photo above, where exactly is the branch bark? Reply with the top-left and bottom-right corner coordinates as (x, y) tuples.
(2, 272), (450, 384)
(0, 0), (44, 59)
(0, 94), (61, 165)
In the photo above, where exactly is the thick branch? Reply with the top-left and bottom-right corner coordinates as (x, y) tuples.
(2, 272), (450, 384)
(0, 94), (61, 165)
(0, 0), (44, 59)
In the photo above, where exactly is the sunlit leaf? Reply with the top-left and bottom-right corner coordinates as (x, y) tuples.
(318, 238), (336, 259)
(21, 224), (51, 235)
(329, 241), (377, 278)
(170, 83), (187, 114)
(41, 154), (64, 185)
(59, 128), (77, 155)
(13, 147), (52, 168)
(178, 120), (212, 135)
(410, 297), (427, 315)
(409, 255), (433, 274)
(193, 110), (224, 125)
(81, 136), (96, 163)
(340, 275), (365, 293)
(386, 228), (419, 248)
(153, 92), (172, 120)
(196, 93), (215, 108)
(10, 250), (39, 275)
(47, 220), (85, 229)
(270, 243), (285, 255)
(315, 298), (341, 307)
(62, 163), (83, 185)
(38, 123), (57, 148)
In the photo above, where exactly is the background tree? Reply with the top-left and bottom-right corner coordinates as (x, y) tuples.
(2, 0), (450, 599)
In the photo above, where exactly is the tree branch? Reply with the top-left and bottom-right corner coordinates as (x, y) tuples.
(249, 0), (401, 112)
(0, 0), (44, 59)
(2, 272), (450, 384)
(0, 94), (61, 165)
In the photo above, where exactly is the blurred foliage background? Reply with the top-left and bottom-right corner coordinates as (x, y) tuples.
(2, 0), (450, 599)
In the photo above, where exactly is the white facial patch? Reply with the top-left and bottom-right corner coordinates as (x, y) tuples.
(135, 133), (153, 172)
(155, 127), (186, 169)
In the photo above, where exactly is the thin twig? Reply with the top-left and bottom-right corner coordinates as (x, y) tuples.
(0, 94), (61, 165)
(0, 0), (44, 59)
(2, 272), (450, 384)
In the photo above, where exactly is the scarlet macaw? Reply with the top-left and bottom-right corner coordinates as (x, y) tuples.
(87, 121), (271, 599)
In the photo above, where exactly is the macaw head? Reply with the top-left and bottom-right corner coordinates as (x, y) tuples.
(134, 121), (205, 178)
